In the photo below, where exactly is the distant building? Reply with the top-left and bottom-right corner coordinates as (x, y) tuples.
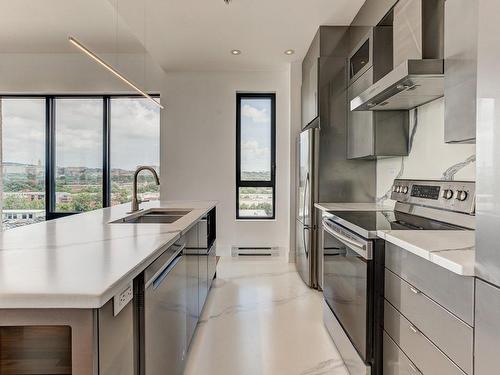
(3, 209), (45, 221)
(56, 192), (72, 203)
(239, 209), (268, 217)
(3, 209), (45, 230)
(4, 191), (45, 201)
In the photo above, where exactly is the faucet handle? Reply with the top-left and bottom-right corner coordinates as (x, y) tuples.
(141, 199), (150, 204)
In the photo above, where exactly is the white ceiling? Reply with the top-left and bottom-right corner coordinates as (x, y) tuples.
(115, 0), (366, 71)
(1, 0), (365, 71)
(0, 0), (144, 54)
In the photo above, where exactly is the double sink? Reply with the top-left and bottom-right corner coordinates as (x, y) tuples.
(111, 209), (192, 224)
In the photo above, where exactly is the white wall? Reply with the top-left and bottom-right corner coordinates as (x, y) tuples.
(160, 70), (291, 256)
(0, 53), (165, 94)
(377, 97), (476, 203)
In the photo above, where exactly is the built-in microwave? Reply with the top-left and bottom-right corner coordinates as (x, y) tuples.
(348, 29), (373, 85)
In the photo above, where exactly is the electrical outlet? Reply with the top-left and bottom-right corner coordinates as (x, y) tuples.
(113, 281), (133, 316)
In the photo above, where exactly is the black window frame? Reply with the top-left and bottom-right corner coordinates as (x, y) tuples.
(236, 92), (276, 220)
(1, 94), (160, 221)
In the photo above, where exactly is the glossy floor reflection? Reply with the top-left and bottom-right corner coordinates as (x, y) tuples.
(184, 256), (349, 375)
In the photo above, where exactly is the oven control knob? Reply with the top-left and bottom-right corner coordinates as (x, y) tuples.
(402, 186), (409, 194)
(396, 186), (401, 193)
(442, 189), (454, 200)
(456, 190), (468, 201)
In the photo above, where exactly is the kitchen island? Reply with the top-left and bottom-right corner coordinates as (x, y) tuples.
(0, 200), (217, 375)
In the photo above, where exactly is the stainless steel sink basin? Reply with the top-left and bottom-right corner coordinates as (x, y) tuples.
(112, 209), (192, 224)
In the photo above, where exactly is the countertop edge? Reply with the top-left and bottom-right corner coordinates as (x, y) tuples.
(378, 230), (475, 277)
(0, 201), (217, 309)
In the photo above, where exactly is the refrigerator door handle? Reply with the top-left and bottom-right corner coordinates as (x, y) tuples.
(303, 224), (311, 257)
(303, 171), (309, 224)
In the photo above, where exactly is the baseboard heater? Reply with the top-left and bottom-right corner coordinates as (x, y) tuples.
(231, 246), (279, 257)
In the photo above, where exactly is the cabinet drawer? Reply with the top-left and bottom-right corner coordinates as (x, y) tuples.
(385, 269), (473, 374)
(384, 301), (466, 375)
(385, 243), (474, 325)
(383, 330), (421, 375)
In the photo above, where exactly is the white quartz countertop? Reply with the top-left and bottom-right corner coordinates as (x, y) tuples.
(315, 202), (394, 212)
(0, 200), (216, 309)
(378, 230), (475, 276)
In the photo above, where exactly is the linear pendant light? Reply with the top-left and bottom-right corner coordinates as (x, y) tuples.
(68, 36), (164, 109)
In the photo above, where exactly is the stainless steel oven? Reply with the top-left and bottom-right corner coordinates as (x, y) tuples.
(322, 218), (377, 372)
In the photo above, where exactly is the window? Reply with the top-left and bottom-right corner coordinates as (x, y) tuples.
(236, 93), (276, 219)
(110, 98), (160, 206)
(1, 98), (46, 229)
(0, 95), (160, 227)
(54, 98), (103, 212)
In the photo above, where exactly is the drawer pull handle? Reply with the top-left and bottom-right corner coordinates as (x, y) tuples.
(409, 362), (422, 374)
(409, 324), (419, 334)
(410, 286), (421, 294)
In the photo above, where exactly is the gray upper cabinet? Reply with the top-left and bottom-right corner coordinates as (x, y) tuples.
(301, 27), (348, 129)
(444, 0), (478, 143)
(301, 53), (319, 128)
(347, 25), (409, 159)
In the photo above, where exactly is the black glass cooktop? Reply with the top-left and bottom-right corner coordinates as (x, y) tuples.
(327, 210), (467, 237)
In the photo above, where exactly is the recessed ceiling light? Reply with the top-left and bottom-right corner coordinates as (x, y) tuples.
(284, 49), (295, 55)
(231, 49), (242, 55)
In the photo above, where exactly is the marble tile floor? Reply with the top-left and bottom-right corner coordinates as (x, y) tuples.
(184, 256), (349, 375)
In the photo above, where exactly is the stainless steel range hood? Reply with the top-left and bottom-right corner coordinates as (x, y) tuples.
(350, 58), (444, 111)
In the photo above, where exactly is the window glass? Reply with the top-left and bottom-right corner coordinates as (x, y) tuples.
(55, 98), (103, 212)
(110, 97), (160, 206)
(236, 94), (275, 219)
(238, 187), (273, 218)
(240, 98), (272, 181)
(1, 98), (46, 229)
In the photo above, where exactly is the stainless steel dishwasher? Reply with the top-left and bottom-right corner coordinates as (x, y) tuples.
(144, 237), (187, 375)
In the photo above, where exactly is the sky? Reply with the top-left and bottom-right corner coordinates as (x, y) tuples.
(240, 98), (271, 175)
(1, 97), (160, 171)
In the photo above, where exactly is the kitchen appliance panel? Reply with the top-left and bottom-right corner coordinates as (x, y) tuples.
(348, 30), (373, 84)
(186, 248), (199, 346)
(145, 247), (187, 375)
(297, 128), (313, 227)
(323, 300), (370, 375)
(323, 221), (372, 360)
(384, 301), (466, 375)
(198, 249), (208, 315)
(296, 218), (311, 287)
(208, 242), (217, 282)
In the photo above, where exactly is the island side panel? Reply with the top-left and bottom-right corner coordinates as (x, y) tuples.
(0, 308), (95, 375)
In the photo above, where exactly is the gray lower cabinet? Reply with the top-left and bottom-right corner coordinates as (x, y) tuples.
(385, 270), (473, 374)
(474, 279), (500, 375)
(198, 248), (209, 316)
(383, 243), (474, 375)
(186, 247), (199, 345)
(385, 243), (474, 325)
(384, 302), (466, 375)
(383, 331), (421, 375)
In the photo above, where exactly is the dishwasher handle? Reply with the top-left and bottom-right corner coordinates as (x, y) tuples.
(145, 245), (185, 289)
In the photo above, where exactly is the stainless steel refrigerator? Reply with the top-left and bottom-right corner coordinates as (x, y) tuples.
(296, 123), (317, 287)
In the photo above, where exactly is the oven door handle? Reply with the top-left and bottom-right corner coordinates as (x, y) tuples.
(322, 219), (372, 260)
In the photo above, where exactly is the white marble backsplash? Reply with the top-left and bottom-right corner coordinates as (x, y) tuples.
(377, 97), (476, 203)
